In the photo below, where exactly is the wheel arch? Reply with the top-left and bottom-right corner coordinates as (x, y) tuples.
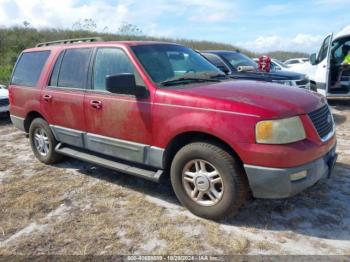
(24, 111), (47, 133)
(163, 131), (243, 171)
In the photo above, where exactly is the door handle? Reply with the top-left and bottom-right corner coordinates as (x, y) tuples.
(90, 100), (102, 109)
(43, 94), (52, 102)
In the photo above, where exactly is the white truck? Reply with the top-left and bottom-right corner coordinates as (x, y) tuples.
(310, 25), (350, 98)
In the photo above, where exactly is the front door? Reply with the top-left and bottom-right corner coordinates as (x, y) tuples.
(83, 47), (153, 164)
(314, 33), (333, 96)
(41, 48), (92, 148)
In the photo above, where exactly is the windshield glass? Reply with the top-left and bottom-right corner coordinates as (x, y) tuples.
(220, 52), (258, 69)
(131, 44), (221, 85)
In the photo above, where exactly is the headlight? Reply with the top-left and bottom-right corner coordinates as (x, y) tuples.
(256, 116), (306, 144)
(272, 80), (293, 86)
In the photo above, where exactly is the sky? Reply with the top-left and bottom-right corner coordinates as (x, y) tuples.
(0, 0), (348, 53)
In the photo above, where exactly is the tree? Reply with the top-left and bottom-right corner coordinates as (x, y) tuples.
(72, 18), (97, 32)
(118, 22), (143, 35)
(23, 21), (30, 28)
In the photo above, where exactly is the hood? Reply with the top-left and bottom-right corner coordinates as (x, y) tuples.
(230, 70), (305, 81)
(159, 80), (326, 119)
(0, 88), (8, 98)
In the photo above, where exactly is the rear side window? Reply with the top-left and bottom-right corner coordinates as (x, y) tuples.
(55, 48), (92, 89)
(49, 51), (64, 86)
(11, 51), (50, 87)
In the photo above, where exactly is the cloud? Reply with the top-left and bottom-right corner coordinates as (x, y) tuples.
(0, 0), (132, 31)
(0, 0), (236, 28)
(237, 34), (324, 53)
(184, 0), (238, 23)
(258, 4), (290, 14)
(0, 0), (237, 37)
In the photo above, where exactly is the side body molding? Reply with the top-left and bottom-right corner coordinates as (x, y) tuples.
(50, 125), (164, 169)
(51, 126), (84, 148)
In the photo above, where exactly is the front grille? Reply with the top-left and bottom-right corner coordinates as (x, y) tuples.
(0, 98), (9, 107)
(308, 105), (334, 140)
(296, 79), (309, 86)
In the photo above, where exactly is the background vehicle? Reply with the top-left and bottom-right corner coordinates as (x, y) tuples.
(9, 39), (336, 220)
(284, 58), (309, 66)
(0, 84), (9, 114)
(310, 25), (350, 98)
(254, 58), (317, 85)
(202, 51), (311, 89)
(254, 58), (292, 71)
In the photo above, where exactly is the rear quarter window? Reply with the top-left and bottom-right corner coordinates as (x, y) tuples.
(11, 51), (50, 87)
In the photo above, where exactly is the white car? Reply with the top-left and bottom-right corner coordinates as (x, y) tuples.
(253, 58), (316, 84)
(310, 25), (350, 98)
(284, 58), (309, 66)
(0, 85), (9, 113)
(274, 59), (316, 80)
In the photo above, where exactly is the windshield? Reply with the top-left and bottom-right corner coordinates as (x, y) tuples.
(220, 52), (258, 70)
(131, 44), (222, 85)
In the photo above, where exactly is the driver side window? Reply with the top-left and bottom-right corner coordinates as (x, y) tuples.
(93, 48), (144, 91)
(317, 35), (331, 63)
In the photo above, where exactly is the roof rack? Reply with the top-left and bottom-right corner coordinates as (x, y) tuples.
(36, 37), (103, 47)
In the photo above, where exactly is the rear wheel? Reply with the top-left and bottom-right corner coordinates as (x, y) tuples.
(29, 118), (63, 164)
(170, 142), (249, 220)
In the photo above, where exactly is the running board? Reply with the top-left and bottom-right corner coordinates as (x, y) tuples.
(55, 143), (163, 182)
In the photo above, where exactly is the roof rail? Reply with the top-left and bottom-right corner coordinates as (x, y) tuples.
(35, 37), (103, 47)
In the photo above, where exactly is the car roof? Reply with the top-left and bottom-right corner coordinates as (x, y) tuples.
(334, 25), (350, 41)
(23, 41), (180, 53)
(201, 50), (239, 53)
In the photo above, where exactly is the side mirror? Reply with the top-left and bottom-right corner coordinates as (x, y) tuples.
(106, 74), (149, 98)
(310, 53), (317, 65)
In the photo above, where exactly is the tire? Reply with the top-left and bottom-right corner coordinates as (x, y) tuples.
(170, 142), (249, 220)
(29, 118), (63, 164)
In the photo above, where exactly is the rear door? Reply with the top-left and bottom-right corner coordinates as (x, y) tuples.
(83, 47), (153, 164)
(314, 33), (333, 95)
(41, 48), (93, 148)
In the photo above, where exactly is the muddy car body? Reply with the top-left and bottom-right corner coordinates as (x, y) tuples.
(9, 39), (337, 219)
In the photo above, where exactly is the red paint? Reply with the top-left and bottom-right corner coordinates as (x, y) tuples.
(9, 42), (335, 169)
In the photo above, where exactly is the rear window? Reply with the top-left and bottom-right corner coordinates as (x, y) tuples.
(57, 48), (92, 89)
(11, 51), (50, 87)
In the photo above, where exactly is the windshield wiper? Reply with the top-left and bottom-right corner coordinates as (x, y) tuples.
(160, 76), (220, 86)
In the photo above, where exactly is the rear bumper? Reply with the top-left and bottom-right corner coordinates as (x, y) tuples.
(244, 145), (337, 199)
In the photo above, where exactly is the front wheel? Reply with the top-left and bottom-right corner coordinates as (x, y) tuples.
(29, 118), (63, 164)
(170, 142), (249, 220)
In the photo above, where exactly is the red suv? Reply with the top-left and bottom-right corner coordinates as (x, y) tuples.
(9, 38), (337, 220)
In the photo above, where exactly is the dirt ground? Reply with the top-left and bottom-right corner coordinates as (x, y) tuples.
(0, 100), (349, 256)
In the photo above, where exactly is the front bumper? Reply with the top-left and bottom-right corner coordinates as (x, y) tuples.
(244, 145), (337, 199)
